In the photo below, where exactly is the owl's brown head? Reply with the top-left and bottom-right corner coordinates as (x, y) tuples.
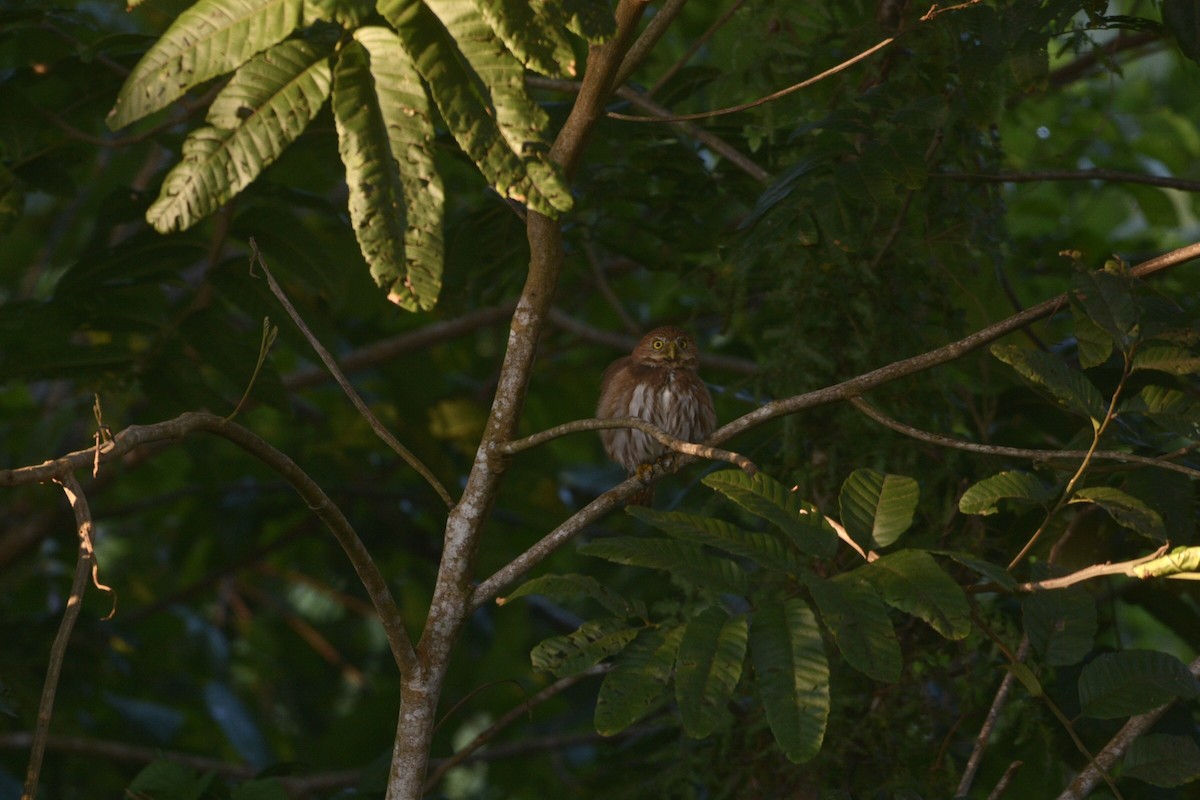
(631, 326), (700, 368)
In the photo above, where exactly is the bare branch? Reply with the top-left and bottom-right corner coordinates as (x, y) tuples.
(647, 0), (747, 97)
(957, 636), (1031, 797)
(23, 473), (95, 800)
(249, 240), (455, 510)
(1056, 653), (1200, 799)
(936, 168), (1200, 193)
(612, 0), (688, 90)
(0, 413), (419, 678)
(500, 416), (757, 474)
(1008, 545), (1171, 592)
(850, 397), (1200, 480)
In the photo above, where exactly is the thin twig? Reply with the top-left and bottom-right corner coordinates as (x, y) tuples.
(647, 0), (747, 97)
(500, 416), (757, 474)
(1007, 545), (1171, 593)
(23, 474), (97, 800)
(986, 761), (1024, 800)
(612, 0), (689, 90)
(849, 397), (1200, 480)
(955, 637), (1030, 797)
(606, 37), (895, 122)
(935, 168), (1200, 193)
(583, 239), (641, 336)
(248, 240), (455, 509)
(422, 666), (610, 793)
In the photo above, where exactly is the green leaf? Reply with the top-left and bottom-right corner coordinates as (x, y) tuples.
(378, 0), (572, 217)
(859, 550), (970, 640)
(504, 573), (633, 618)
(580, 537), (749, 595)
(231, 778), (289, 800)
(475, 0), (577, 77)
(1132, 345), (1200, 376)
(804, 574), (901, 682)
(594, 625), (683, 736)
(1078, 650), (1200, 718)
(332, 27), (443, 310)
(958, 470), (1056, 516)
(1164, 0), (1200, 66)
(929, 550), (1018, 591)
(109, 0), (304, 129)
(675, 608), (749, 738)
(1124, 733), (1200, 787)
(702, 470), (837, 558)
(626, 506), (804, 575)
(0, 163), (21, 234)
(1022, 587), (1097, 667)
(749, 599), (829, 763)
(1005, 661), (1043, 697)
(1070, 269), (1138, 349)
(127, 761), (214, 797)
(1073, 308), (1114, 368)
(530, 618), (639, 677)
(146, 38), (333, 233)
(991, 343), (1108, 421)
(1070, 486), (1166, 541)
(838, 468), (919, 550)
(303, 0), (372, 27)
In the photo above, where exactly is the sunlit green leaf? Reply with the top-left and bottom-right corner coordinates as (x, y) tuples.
(475, 0), (576, 77)
(703, 470), (837, 558)
(859, 550), (970, 640)
(958, 470), (1056, 516)
(1070, 486), (1166, 541)
(991, 344), (1108, 421)
(1132, 345), (1200, 376)
(839, 468), (919, 550)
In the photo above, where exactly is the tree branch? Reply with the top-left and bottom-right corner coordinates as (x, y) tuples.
(500, 416), (757, 474)
(850, 397), (1200, 480)
(249, 240), (455, 509)
(0, 413), (418, 678)
(935, 168), (1200, 193)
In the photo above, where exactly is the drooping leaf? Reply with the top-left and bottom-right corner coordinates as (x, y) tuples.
(1070, 486), (1166, 541)
(749, 599), (829, 763)
(804, 574), (900, 682)
(838, 468), (919, 550)
(1123, 733), (1200, 787)
(1022, 587), (1097, 667)
(1078, 650), (1200, 718)
(580, 537), (749, 595)
(109, 0), (304, 129)
(594, 625), (683, 736)
(1005, 661), (1044, 698)
(859, 550), (970, 640)
(377, 0), (572, 217)
(332, 27), (443, 310)
(991, 344), (1108, 422)
(626, 506), (804, 575)
(1132, 345), (1200, 376)
(930, 550), (1018, 591)
(958, 470), (1056, 516)
(675, 607), (748, 738)
(475, 0), (577, 77)
(1070, 269), (1138, 350)
(146, 38), (333, 233)
(504, 573), (633, 618)
(702, 470), (838, 558)
(531, 618), (640, 677)
(1073, 307), (1114, 368)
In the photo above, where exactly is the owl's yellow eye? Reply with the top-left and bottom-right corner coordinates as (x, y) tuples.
(677, 339), (688, 349)
(652, 340), (664, 350)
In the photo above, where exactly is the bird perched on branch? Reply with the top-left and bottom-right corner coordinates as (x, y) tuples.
(597, 326), (717, 505)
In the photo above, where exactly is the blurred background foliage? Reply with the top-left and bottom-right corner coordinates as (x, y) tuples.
(2, 0), (1200, 797)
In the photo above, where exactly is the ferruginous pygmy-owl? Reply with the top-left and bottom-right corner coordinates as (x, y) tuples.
(597, 326), (717, 504)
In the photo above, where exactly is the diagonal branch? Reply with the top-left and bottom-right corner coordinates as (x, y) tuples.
(249, 240), (455, 509)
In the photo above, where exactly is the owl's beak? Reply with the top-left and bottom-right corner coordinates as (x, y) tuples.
(665, 342), (677, 360)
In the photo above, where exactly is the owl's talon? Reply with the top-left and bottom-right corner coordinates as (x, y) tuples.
(634, 463), (655, 483)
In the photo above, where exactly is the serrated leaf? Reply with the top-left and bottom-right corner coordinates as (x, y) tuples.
(377, 0), (572, 217)
(702, 470), (837, 558)
(504, 573), (632, 617)
(1078, 650), (1200, 718)
(1124, 733), (1200, 787)
(1071, 269), (1138, 347)
(146, 38), (333, 233)
(838, 469), (919, 550)
(958, 470), (1056, 516)
(930, 550), (1018, 590)
(749, 599), (829, 763)
(332, 28), (443, 310)
(530, 617), (639, 677)
(859, 550), (970, 640)
(594, 626), (683, 735)
(626, 506), (804, 575)
(109, 0), (304, 129)
(1132, 345), (1200, 376)
(675, 608), (748, 738)
(1070, 486), (1166, 541)
(804, 574), (900, 682)
(991, 344), (1108, 421)
(1022, 587), (1097, 667)
(580, 537), (748, 595)
(475, 0), (576, 77)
